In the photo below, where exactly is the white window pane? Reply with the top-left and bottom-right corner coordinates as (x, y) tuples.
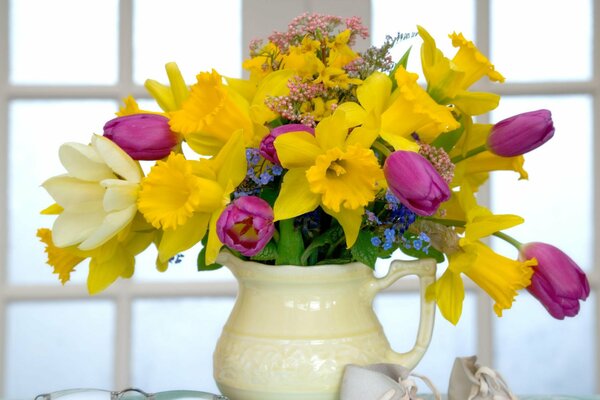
(491, 0), (592, 82)
(5, 300), (115, 398)
(375, 292), (477, 391)
(9, 0), (118, 85)
(133, 242), (235, 282)
(8, 100), (117, 284)
(133, 0), (242, 85)
(490, 96), (593, 271)
(371, 0), (475, 79)
(494, 293), (596, 394)
(131, 297), (235, 393)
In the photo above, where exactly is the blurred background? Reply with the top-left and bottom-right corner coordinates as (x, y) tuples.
(0, 0), (597, 398)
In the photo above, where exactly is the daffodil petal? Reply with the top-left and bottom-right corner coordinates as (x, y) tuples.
(87, 245), (132, 295)
(59, 142), (114, 181)
(52, 208), (105, 247)
(466, 214), (524, 243)
(205, 207), (225, 265)
(273, 169), (320, 221)
(315, 111), (351, 150)
(92, 135), (142, 183)
(346, 125), (379, 148)
(335, 102), (367, 127)
(322, 205), (363, 248)
(144, 79), (177, 112)
(158, 212), (210, 263)
(453, 91), (500, 115)
(357, 71), (391, 114)
(165, 62), (189, 109)
(212, 130), (247, 190)
(79, 205), (137, 250)
(426, 268), (464, 325)
(42, 176), (105, 208)
(274, 131), (322, 169)
(102, 180), (139, 212)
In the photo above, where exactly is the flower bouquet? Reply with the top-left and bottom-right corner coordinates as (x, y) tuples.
(38, 13), (589, 326)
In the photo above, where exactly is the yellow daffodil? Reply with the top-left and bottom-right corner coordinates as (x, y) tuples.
(336, 69), (458, 149)
(137, 131), (247, 267)
(249, 69), (296, 126)
(281, 37), (324, 78)
(273, 111), (383, 247)
(42, 135), (143, 251)
(38, 213), (155, 294)
(144, 62), (189, 112)
(418, 26), (504, 116)
(169, 70), (261, 156)
(428, 182), (533, 324)
(314, 65), (362, 90)
(327, 29), (359, 68)
(116, 95), (163, 117)
(37, 228), (86, 284)
(242, 42), (281, 82)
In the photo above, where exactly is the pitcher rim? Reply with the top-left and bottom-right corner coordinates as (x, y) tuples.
(216, 250), (376, 280)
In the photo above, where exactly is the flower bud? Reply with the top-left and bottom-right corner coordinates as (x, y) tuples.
(384, 150), (451, 216)
(216, 196), (275, 256)
(259, 124), (314, 164)
(487, 109), (554, 157)
(103, 114), (178, 160)
(520, 242), (590, 319)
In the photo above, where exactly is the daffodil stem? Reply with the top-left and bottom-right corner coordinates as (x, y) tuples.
(423, 217), (466, 227)
(424, 217), (523, 250)
(451, 145), (488, 163)
(492, 231), (522, 251)
(372, 140), (392, 157)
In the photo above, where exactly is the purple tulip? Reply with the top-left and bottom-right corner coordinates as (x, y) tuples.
(384, 150), (451, 216)
(259, 124), (315, 164)
(216, 196), (275, 256)
(487, 109), (555, 157)
(103, 114), (178, 160)
(520, 242), (590, 319)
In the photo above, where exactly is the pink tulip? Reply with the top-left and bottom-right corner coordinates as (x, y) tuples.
(259, 124), (314, 164)
(487, 109), (555, 157)
(103, 114), (178, 160)
(384, 150), (451, 216)
(216, 196), (275, 256)
(520, 242), (590, 319)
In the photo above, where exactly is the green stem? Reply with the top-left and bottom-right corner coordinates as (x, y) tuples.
(372, 140), (392, 157)
(492, 231), (523, 251)
(451, 144), (488, 163)
(423, 217), (466, 228)
(424, 217), (523, 251)
(276, 219), (304, 265)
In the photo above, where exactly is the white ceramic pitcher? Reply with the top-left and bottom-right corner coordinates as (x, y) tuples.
(213, 251), (437, 400)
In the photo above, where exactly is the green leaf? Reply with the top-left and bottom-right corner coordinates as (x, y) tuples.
(260, 186), (279, 207)
(350, 230), (378, 269)
(300, 225), (344, 265)
(197, 245), (223, 271)
(276, 219), (304, 265)
(250, 241), (278, 261)
(389, 46), (412, 91)
(431, 119), (465, 152)
(399, 233), (445, 263)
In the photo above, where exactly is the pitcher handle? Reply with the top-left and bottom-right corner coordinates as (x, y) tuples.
(373, 258), (437, 370)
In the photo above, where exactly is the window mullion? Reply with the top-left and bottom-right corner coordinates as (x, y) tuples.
(474, 0), (495, 369)
(0, 0), (10, 395)
(115, 0), (135, 390)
